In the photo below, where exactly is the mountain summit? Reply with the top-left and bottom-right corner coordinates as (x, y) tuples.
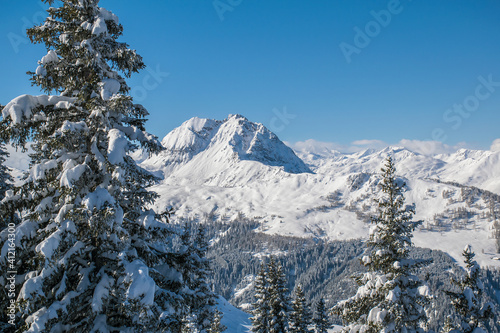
(141, 114), (312, 185)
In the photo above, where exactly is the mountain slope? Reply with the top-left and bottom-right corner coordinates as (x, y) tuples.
(141, 115), (500, 268)
(140, 114), (311, 187)
(5, 115), (499, 267)
(435, 149), (500, 193)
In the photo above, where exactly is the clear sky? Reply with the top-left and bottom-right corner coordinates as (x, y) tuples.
(2, 0), (500, 152)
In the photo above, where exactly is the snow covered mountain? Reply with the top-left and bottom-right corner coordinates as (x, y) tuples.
(5, 114), (500, 267)
(137, 115), (500, 268)
(138, 114), (311, 187)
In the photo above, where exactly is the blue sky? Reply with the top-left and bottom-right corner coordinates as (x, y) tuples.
(2, 0), (500, 152)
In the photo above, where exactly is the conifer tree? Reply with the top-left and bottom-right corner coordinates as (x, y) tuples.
(289, 284), (311, 333)
(0, 0), (187, 331)
(492, 219), (500, 254)
(333, 156), (432, 332)
(251, 263), (270, 333)
(181, 225), (217, 332)
(181, 315), (200, 333)
(0, 143), (15, 229)
(441, 317), (456, 333)
(444, 245), (495, 333)
(0, 143), (12, 202)
(267, 257), (290, 333)
(313, 298), (330, 333)
(207, 309), (227, 333)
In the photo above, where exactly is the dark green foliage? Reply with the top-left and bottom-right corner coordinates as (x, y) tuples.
(204, 217), (500, 332)
(444, 246), (495, 332)
(0, 143), (12, 201)
(332, 157), (432, 332)
(251, 263), (271, 333)
(207, 310), (227, 333)
(267, 257), (290, 333)
(250, 257), (291, 333)
(0, 0), (189, 331)
(181, 224), (218, 332)
(289, 284), (311, 333)
(0, 143), (15, 230)
(492, 220), (500, 254)
(313, 298), (330, 333)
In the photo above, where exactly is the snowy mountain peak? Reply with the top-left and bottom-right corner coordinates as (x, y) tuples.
(213, 114), (311, 173)
(160, 117), (221, 153)
(142, 115), (312, 184)
(226, 113), (248, 121)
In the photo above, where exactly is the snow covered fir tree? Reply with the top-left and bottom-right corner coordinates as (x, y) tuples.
(251, 263), (271, 333)
(0, 142), (14, 229)
(288, 284), (311, 333)
(180, 225), (218, 332)
(333, 156), (433, 332)
(313, 298), (330, 333)
(266, 257), (291, 333)
(0, 0), (213, 331)
(0, 143), (12, 201)
(444, 245), (495, 333)
(207, 310), (227, 333)
(251, 257), (292, 333)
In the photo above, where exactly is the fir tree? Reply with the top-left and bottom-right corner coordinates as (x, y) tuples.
(207, 309), (227, 333)
(0, 142), (15, 230)
(492, 219), (500, 254)
(267, 257), (290, 333)
(444, 245), (495, 333)
(289, 284), (311, 333)
(313, 298), (330, 333)
(251, 263), (270, 333)
(181, 225), (217, 332)
(441, 317), (455, 333)
(0, 0), (187, 331)
(333, 156), (432, 332)
(0, 143), (13, 202)
(181, 315), (200, 333)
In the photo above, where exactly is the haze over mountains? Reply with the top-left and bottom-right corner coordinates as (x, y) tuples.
(6, 114), (500, 267)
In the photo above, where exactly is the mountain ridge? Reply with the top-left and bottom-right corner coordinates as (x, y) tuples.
(139, 115), (500, 267)
(5, 115), (500, 267)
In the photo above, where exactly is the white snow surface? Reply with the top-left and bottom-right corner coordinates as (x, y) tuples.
(2, 94), (76, 124)
(82, 187), (115, 211)
(216, 296), (252, 332)
(92, 273), (112, 312)
(40, 50), (58, 65)
(60, 164), (88, 187)
(100, 78), (120, 100)
(138, 115), (500, 268)
(91, 8), (118, 35)
(144, 114), (312, 178)
(107, 128), (128, 164)
(123, 259), (156, 306)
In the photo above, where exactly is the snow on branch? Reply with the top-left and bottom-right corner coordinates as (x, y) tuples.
(2, 94), (77, 125)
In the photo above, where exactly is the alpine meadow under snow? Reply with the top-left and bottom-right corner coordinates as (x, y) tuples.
(0, 1), (499, 333)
